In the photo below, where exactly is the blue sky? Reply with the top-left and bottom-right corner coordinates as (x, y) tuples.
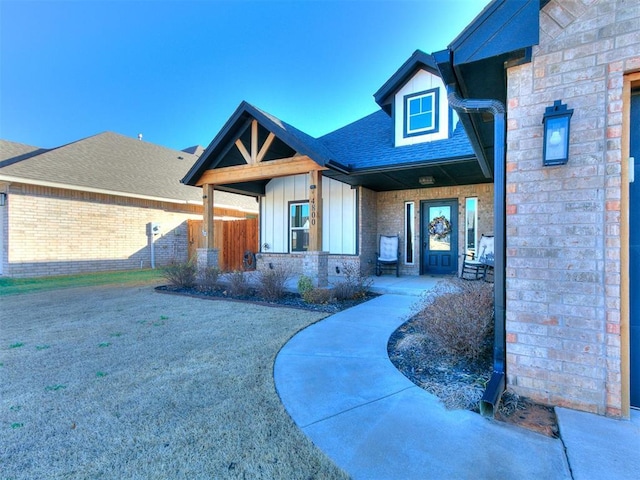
(1, 0), (489, 151)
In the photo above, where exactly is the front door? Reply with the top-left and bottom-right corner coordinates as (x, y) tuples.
(421, 199), (458, 275)
(630, 89), (640, 408)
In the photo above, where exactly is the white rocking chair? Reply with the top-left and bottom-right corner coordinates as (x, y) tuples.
(376, 235), (399, 277)
(460, 234), (494, 282)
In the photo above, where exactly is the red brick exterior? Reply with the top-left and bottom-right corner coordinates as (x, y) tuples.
(505, 0), (639, 416)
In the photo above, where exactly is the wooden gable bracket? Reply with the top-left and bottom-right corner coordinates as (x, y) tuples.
(196, 155), (326, 186)
(234, 119), (276, 165)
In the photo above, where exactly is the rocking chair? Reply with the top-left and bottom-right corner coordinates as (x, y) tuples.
(460, 234), (494, 282)
(376, 235), (399, 277)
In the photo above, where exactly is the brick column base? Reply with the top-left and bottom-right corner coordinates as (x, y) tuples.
(303, 251), (329, 287)
(197, 248), (219, 272)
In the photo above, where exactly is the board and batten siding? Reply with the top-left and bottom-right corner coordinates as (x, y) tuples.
(261, 175), (356, 254)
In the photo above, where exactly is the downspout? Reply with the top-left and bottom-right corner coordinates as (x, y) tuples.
(447, 89), (507, 417)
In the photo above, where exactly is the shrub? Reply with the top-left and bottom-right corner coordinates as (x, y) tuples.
(257, 264), (292, 301)
(303, 287), (334, 305)
(198, 266), (221, 292)
(413, 278), (494, 362)
(161, 261), (197, 288)
(226, 270), (250, 297)
(297, 275), (314, 297)
(333, 262), (373, 300)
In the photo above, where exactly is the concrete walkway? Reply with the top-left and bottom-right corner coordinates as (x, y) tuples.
(274, 290), (640, 479)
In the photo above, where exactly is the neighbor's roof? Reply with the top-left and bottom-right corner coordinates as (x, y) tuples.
(0, 140), (48, 166)
(0, 133), (257, 210)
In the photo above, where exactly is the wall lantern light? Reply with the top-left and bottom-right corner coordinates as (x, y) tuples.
(542, 99), (573, 166)
(0, 193), (6, 207)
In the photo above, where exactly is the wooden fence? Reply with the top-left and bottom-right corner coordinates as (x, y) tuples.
(187, 218), (259, 271)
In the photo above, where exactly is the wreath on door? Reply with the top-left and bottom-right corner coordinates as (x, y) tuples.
(428, 215), (451, 240)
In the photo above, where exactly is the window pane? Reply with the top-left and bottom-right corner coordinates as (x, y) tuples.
(291, 230), (309, 252)
(429, 206), (451, 251)
(290, 204), (309, 228)
(411, 113), (433, 131)
(421, 95), (433, 113)
(409, 98), (421, 115)
(405, 202), (414, 264)
(465, 197), (478, 254)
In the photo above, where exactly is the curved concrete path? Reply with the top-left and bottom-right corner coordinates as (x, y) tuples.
(274, 294), (571, 479)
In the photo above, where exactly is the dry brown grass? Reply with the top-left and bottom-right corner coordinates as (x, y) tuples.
(1, 285), (348, 479)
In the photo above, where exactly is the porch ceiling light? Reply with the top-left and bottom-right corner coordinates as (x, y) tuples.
(419, 175), (435, 185)
(542, 100), (573, 166)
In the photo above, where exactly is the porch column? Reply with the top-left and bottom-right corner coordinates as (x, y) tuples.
(306, 170), (328, 286)
(197, 183), (219, 271)
(309, 170), (322, 251)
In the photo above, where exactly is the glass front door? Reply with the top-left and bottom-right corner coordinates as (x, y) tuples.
(421, 199), (458, 275)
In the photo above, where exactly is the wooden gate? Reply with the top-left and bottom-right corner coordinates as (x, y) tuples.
(188, 218), (259, 271)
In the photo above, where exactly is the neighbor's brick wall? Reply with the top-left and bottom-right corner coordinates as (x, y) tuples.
(4, 184), (202, 277)
(505, 0), (640, 416)
(376, 184), (494, 275)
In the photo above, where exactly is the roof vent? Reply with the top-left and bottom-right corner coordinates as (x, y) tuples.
(138, 133), (143, 141)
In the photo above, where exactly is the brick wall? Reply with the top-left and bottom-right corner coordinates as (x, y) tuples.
(4, 184), (202, 277)
(376, 184), (494, 275)
(505, 0), (640, 416)
(358, 186), (379, 275)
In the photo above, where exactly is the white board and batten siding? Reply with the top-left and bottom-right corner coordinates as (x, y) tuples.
(261, 175), (356, 254)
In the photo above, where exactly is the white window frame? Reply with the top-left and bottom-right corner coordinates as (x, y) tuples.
(404, 88), (439, 137)
(289, 201), (309, 252)
(404, 201), (415, 265)
(465, 197), (478, 256)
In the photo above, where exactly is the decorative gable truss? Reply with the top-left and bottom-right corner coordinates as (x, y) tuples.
(196, 120), (325, 187)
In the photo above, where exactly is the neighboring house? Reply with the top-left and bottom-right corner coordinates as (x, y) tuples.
(0, 132), (258, 277)
(183, 0), (639, 419)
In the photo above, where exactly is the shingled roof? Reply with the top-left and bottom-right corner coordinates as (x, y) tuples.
(319, 110), (474, 170)
(0, 133), (257, 210)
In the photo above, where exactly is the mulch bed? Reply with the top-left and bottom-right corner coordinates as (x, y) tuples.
(155, 285), (378, 314)
(387, 315), (560, 438)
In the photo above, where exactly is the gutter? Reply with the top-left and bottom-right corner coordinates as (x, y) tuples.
(446, 89), (507, 417)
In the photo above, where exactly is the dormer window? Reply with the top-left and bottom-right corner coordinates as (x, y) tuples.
(404, 88), (439, 137)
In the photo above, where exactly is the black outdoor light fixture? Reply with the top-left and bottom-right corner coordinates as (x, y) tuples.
(542, 99), (573, 166)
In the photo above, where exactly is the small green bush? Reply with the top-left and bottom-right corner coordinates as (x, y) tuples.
(333, 262), (372, 300)
(413, 278), (494, 362)
(226, 270), (250, 297)
(198, 266), (221, 292)
(257, 264), (292, 301)
(161, 261), (197, 288)
(297, 275), (314, 296)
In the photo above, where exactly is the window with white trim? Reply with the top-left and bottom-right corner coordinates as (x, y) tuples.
(404, 88), (439, 137)
(465, 197), (478, 256)
(289, 202), (309, 252)
(405, 202), (415, 264)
